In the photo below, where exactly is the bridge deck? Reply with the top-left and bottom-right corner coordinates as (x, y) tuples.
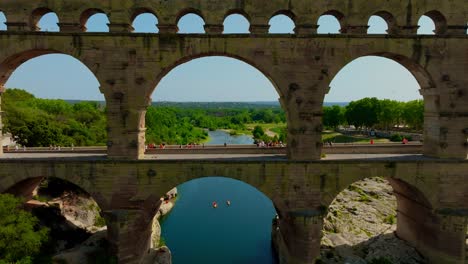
(0, 153), (440, 162)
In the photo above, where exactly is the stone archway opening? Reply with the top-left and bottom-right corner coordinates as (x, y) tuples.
(0, 11), (6, 31)
(368, 12), (396, 34)
(367, 15), (389, 34)
(320, 177), (429, 263)
(31, 8), (59, 32)
(269, 13), (295, 34)
(157, 176), (278, 263)
(81, 9), (109, 32)
(0, 52), (106, 149)
(146, 55), (287, 154)
(417, 15), (437, 35)
(2, 177), (110, 262)
(323, 55), (426, 154)
(223, 13), (250, 34)
(177, 11), (205, 33)
(32, 8), (60, 32)
(132, 9), (159, 33)
(317, 11), (343, 34)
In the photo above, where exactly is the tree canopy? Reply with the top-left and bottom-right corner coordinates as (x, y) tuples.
(0, 194), (49, 264)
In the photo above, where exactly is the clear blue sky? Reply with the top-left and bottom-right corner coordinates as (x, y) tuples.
(1, 12), (440, 102)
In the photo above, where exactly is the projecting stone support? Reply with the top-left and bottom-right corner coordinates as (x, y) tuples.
(204, 24), (224, 34)
(423, 115), (468, 159)
(273, 213), (323, 264)
(104, 209), (154, 264)
(57, 23), (82, 32)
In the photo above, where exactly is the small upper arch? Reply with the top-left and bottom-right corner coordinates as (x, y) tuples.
(0, 10), (6, 31)
(269, 10), (296, 34)
(368, 11), (397, 34)
(130, 7), (158, 23)
(30, 7), (59, 32)
(223, 9), (251, 23)
(80, 8), (109, 32)
(270, 10), (296, 23)
(176, 8), (205, 34)
(131, 7), (159, 33)
(317, 10), (344, 34)
(175, 8), (205, 25)
(223, 11), (250, 34)
(421, 10), (447, 35)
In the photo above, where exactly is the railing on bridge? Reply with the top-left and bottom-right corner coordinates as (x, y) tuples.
(1, 143), (423, 155)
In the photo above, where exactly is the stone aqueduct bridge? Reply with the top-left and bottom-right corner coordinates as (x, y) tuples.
(0, 0), (467, 263)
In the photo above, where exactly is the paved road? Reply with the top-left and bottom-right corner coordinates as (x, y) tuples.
(0, 153), (437, 161)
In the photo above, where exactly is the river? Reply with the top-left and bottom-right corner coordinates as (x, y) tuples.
(205, 129), (255, 145)
(160, 130), (277, 264)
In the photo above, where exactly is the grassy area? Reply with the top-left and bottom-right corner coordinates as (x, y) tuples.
(322, 131), (390, 144)
(213, 125), (392, 144)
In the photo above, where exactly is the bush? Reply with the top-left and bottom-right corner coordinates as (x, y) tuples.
(390, 134), (413, 142)
(0, 194), (49, 263)
(384, 214), (397, 225)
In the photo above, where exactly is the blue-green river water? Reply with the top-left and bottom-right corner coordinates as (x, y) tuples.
(160, 130), (277, 264)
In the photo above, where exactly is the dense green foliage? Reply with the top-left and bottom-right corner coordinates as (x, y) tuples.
(145, 106), (286, 144)
(3, 89), (107, 147)
(2, 89), (423, 146)
(323, 98), (424, 131)
(0, 194), (49, 264)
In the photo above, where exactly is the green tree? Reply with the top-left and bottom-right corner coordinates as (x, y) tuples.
(323, 105), (345, 129)
(345, 97), (381, 129)
(402, 100), (424, 130)
(252, 125), (265, 140)
(0, 194), (49, 263)
(377, 99), (402, 130)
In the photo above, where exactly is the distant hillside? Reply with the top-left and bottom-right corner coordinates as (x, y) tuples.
(64, 100), (348, 108)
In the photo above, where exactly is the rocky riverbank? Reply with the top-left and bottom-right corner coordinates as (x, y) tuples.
(27, 178), (177, 264)
(320, 177), (426, 264)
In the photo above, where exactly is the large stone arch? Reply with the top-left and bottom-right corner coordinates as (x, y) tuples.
(0, 171), (107, 210)
(319, 164), (467, 263)
(325, 51), (439, 157)
(0, 47), (103, 89)
(150, 52), (284, 100)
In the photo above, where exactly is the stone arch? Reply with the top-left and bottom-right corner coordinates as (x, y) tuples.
(270, 10), (296, 23)
(176, 8), (205, 33)
(422, 10), (448, 35)
(150, 53), (284, 104)
(268, 11), (296, 34)
(80, 8), (109, 32)
(163, 175), (279, 209)
(1, 176), (107, 210)
(327, 53), (435, 99)
(0, 10), (6, 31)
(223, 9), (251, 23)
(131, 8), (159, 33)
(175, 8), (205, 26)
(369, 11), (397, 34)
(223, 10), (250, 34)
(30, 7), (58, 31)
(321, 174), (438, 262)
(0, 49), (100, 89)
(317, 10), (344, 34)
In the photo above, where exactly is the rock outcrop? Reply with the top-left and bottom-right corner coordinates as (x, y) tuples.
(320, 177), (426, 264)
(52, 187), (177, 264)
